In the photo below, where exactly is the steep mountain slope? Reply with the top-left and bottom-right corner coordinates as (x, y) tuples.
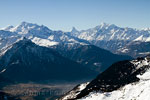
(70, 23), (150, 57)
(0, 38), (96, 82)
(60, 56), (150, 100)
(54, 44), (132, 72)
(0, 30), (22, 54)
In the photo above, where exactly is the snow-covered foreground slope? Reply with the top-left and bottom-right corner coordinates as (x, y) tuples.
(81, 68), (150, 100)
(60, 56), (150, 100)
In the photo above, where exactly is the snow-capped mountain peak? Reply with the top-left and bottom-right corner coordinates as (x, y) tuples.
(70, 27), (80, 36)
(96, 22), (117, 30)
(7, 21), (52, 35)
(99, 22), (110, 27)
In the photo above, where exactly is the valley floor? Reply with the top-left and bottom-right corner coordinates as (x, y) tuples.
(0, 82), (79, 100)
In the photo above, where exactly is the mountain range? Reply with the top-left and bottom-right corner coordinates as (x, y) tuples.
(0, 22), (133, 82)
(1, 22), (150, 58)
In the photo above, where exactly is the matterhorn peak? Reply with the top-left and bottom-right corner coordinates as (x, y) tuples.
(71, 27), (79, 32)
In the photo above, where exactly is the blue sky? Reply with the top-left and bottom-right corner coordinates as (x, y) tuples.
(0, 0), (149, 31)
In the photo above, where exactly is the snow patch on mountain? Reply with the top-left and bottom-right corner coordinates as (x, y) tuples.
(0, 69), (6, 74)
(134, 35), (150, 42)
(130, 57), (149, 70)
(32, 37), (59, 47)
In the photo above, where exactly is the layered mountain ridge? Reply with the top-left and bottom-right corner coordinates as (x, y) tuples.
(1, 22), (150, 58)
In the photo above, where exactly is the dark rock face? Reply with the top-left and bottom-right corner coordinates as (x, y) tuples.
(0, 39), (96, 82)
(74, 57), (150, 99)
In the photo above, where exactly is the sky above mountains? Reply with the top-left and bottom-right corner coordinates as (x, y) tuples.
(0, 0), (149, 31)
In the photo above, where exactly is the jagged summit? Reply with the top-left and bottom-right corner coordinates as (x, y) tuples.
(98, 22), (117, 28)
(100, 22), (110, 27)
(70, 27), (80, 36)
(9, 21), (51, 34)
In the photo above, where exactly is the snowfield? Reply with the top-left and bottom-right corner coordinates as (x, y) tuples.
(80, 70), (150, 100)
(80, 58), (150, 100)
